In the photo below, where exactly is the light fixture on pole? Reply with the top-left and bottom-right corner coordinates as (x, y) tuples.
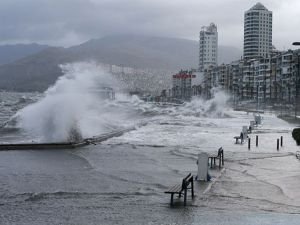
(292, 42), (300, 118)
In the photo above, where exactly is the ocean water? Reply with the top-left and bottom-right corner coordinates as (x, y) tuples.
(1, 90), (300, 224)
(1, 63), (300, 224)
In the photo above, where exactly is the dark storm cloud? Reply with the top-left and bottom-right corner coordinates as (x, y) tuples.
(0, 0), (299, 49)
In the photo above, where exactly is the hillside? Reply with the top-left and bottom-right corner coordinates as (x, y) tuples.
(0, 43), (49, 65)
(0, 35), (242, 92)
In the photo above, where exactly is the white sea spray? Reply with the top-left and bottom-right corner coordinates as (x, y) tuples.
(15, 62), (133, 142)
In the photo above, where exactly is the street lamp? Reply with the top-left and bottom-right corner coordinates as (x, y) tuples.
(292, 42), (300, 118)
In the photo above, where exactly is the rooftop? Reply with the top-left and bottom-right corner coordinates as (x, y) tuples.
(249, 2), (268, 11)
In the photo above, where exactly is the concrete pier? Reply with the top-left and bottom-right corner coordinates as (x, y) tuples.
(0, 124), (145, 151)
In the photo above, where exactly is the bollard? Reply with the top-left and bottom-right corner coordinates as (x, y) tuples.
(196, 153), (209, 181)
(277, 139), (279, 151)
(248, 138), (251, 150)
(281, 136), (283, 147)
(256, 135), (258, 147)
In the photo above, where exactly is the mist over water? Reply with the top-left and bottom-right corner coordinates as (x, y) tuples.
(2, 66), (300, 225)
(179, 87), (231, 118)
(14, 62), (139, 142)
(1, 62), (232, 143)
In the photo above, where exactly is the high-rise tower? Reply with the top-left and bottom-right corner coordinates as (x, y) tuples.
(199, 23), (218, 71)
(244, 2), (272, 59)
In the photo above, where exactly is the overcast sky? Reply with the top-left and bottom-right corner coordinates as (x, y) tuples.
(0, 0), (299, 50)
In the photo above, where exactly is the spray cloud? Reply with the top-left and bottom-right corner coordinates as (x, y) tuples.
(17, 62), (120, 142)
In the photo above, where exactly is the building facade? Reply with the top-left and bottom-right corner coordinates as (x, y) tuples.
(203, 50), (300, 109)
(172, 70), (196, 101)
(244, 2), (272, 60)
(199, 23), (218, 72)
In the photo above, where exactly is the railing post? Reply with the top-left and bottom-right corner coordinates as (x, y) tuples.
(248, 138), (251, 150)
(281, 136), (283, 147)
(256, 135), (258, 147)
(277, 139), (279, 151)
(184, 188), (187, 206)
(191, 178), (194, 198)
(222, 151), (224, 165)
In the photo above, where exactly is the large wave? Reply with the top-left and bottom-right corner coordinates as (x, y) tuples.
(4, 63), (231, 142)
(141, 87), (231, 118)
(182, 87), (231, 118)
(14, 62), (139, 142)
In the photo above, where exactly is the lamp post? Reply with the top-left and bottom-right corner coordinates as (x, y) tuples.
(292, 42), (300, 118)
(256, 83), (259, 110)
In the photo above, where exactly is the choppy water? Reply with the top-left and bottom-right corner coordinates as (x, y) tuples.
(1, 63), (300, 224)
(1, 90), (300, 224)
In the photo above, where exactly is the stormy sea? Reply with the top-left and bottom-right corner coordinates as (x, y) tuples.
(1, 63), (300, 225)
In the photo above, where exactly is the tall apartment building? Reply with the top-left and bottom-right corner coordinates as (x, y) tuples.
(244, 2), (272, 60)
(199, 23), (218, 72)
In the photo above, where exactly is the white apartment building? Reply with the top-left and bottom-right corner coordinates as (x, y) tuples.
(199, 23), (218, 72)
(244, 2), (272, 60)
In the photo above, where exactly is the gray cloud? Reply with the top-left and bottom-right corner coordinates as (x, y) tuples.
(0, 0), (299, 50)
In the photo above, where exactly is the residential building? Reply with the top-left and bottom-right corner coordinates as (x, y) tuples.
(172, 70), (196, 101)
(199, 23), (218, 71)
(202, 50), (300, 106)
(244, 2), (272, 60)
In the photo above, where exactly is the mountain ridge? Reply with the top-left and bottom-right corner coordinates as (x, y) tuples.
(0, 35), (242, 92)
(0, 43), (49, 65)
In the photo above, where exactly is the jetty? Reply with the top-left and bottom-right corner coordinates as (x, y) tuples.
(0, 124), (146, 151)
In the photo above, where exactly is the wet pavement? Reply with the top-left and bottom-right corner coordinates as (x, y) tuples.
(1, 94), (300, 224)
(0, 141), (300, 224)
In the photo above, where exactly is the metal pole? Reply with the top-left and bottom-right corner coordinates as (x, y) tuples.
(257, 84), (259, 110)
(277, 139), (279, 151)
(292, 43), (300, 118)
(295, 53), (299, 118)
(264, 59), (266, 108)
(248, 138), (251, 150)
(256, 135), (258, 147)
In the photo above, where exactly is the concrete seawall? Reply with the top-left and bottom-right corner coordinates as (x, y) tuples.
(0, 123), (146, 151)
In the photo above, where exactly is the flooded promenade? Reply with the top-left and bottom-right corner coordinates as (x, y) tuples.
(1, 103), (300, 224)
